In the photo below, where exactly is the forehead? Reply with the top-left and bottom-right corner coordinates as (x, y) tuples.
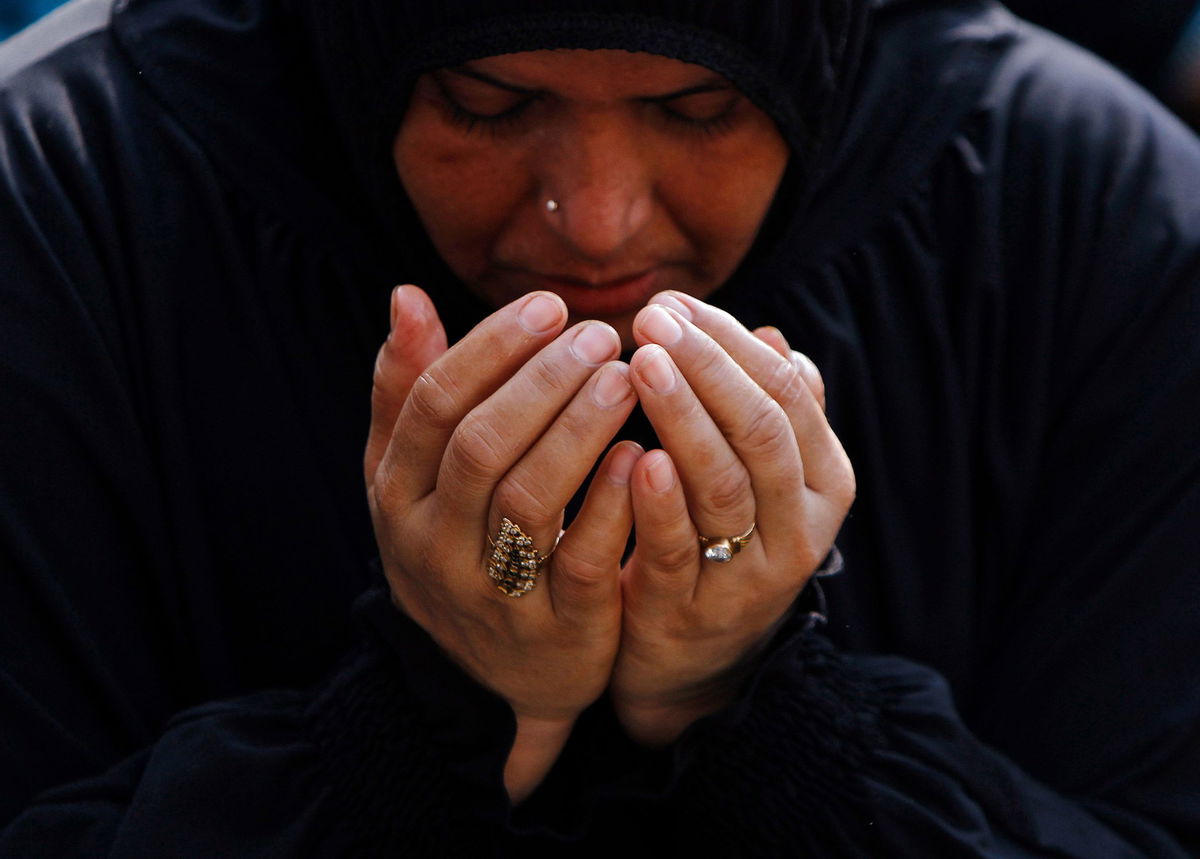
(456, 49), (730, 99)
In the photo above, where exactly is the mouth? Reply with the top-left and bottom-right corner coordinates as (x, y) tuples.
(522, 268), (663, 318)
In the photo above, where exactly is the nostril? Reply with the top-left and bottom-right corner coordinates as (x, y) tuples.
(550, 191), (652, 261)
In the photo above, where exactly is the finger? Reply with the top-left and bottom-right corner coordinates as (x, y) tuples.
(547, 441), (642, 621)
(492, 361), (636, 553)
(790, 349), (827, 413)
(654, 293), (826, 409)
(365, 285), (448, 485)
(627, 343), (758, 542)
(624, 450), (700, 611)
(374, 291), (567, 504)
(749, 324), (827, 413)
(634, 311), (845, 605)
(650, 292), (792, 396)
(643, 296), (846, 497)
(752, 325), (791, 359)
(435, 320), (622, 524)
(632, 308), (803, 545)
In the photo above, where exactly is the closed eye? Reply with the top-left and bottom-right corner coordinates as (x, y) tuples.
(432, 69), (537, 134)
(648, 87), (742, 136)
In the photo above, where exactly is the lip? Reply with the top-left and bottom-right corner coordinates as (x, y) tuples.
(525, 269), (662, 318)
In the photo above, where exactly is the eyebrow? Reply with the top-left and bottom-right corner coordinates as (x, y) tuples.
(445, 65), (539, 95)
(642, 82), (734, 102)
(445, 64), (734, 101)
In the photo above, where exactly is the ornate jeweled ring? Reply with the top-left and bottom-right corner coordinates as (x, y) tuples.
(487, 517), (551, 598)
(697, 523), (757, 564)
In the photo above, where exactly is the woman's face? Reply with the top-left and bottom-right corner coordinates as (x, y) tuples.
(393, 49), (790, 347)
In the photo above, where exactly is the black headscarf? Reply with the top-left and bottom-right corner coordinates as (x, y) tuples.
(112, 0), (874, 335)
(288, 0), (871, 217)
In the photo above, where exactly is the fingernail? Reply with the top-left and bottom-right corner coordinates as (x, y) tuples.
(571, 322), (620, 366)
(390, 286), (402, 333)
(635, 346), (678, 393)
(638, 305), (683, 346)
(760, 326), (787, 348)
(592, 363), (633, 408)
(389, 285), (413, 342)
(607, 442), (642, 486)
(651, 292), (693, 321)
(644, 451), (675, 493)
(518, 293), (565, 334)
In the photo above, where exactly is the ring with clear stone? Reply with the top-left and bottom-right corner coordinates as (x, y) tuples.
(698, 523), (756, 564)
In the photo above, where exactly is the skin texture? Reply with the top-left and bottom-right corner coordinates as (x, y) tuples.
(392, 49), (791, 349)
(373, 50), (855, 803)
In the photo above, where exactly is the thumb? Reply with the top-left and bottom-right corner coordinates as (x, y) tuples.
(365, 284), (448, 485)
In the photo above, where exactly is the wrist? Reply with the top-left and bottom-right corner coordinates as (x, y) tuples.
(615, 692), (732, 748)
(504, 714), (577, 804)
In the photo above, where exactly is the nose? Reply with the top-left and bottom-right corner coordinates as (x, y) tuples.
(538, 116), (654, 263)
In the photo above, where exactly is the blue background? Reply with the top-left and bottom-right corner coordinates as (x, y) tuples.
(1, 0), (68, 41)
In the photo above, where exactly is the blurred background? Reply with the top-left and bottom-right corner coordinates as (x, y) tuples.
(2, 0), (65, 42)
(2, 0), (1199, 126)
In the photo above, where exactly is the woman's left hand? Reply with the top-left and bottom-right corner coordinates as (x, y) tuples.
(611, 293), (855, 747)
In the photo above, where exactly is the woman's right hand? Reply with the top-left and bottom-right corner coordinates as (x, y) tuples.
(365, 287), (640, 802)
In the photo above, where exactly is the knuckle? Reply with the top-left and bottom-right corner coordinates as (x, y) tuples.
(373, 340), (411, 393)
(833, 458), (858, 503)
(735, 400), (794, 459)
(554, 547), (611, 590)
(494, 472), (560, 527)
(550, 405), (594, 449)
(406, 369), (462, 430)
(527, 351), (578, 395)
(369, 457), (411, 516)
(763, 357), (808, 409)
(811, 443), (856, 504)
(445, 414), (510, 485)
(651, 541), (698, 574)
(369, 477), (394, 518)
(792, 351), (826, 402)
(702, 459), (753, 518)
(687, 334), (729, 378)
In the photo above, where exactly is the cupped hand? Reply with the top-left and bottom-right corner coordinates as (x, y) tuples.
(611, 291), (855, 747)
(365, 286), (640, 800)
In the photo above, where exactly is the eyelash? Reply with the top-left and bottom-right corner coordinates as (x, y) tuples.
(437, 97), (531, 137)
(434, 81), (739, 139)
(657, 102), (739, 137)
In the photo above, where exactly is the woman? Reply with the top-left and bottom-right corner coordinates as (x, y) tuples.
(1, 0), (1198, 855)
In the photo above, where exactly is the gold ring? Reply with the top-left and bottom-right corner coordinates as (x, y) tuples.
(487, 517), (550, 598)
(698, 522), (756, 564)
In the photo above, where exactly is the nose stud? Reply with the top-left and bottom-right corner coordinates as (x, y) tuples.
(545, 199), (560, 212)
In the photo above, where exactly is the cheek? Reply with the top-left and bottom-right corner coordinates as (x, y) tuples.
(667, 136), (788, 268)
(392, 119), (526, 278)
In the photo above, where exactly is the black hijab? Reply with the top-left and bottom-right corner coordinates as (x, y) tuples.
(110, 0), (878, 337)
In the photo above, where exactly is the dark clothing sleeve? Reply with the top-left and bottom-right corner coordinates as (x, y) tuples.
(4, 593), (1194, 856)
(0, 598), (515, 857)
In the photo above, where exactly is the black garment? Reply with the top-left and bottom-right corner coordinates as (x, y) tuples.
(1003, 0), (1199, 89)
(1, 0), (1199, 855)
